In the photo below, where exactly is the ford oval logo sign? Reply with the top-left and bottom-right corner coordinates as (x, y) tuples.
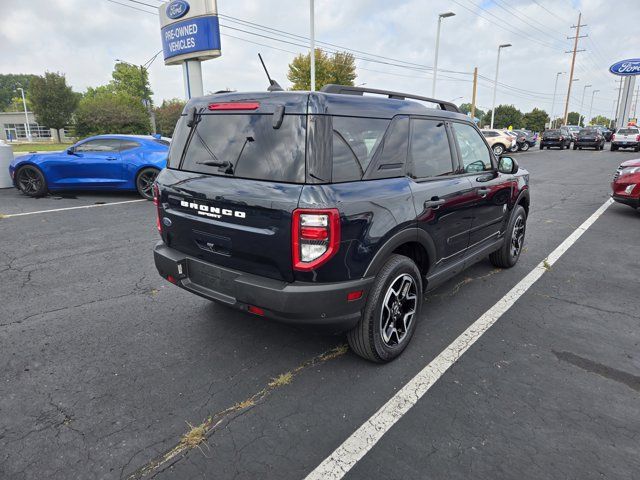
(609, 59), (640, 76)
(166, 0), (190, 19)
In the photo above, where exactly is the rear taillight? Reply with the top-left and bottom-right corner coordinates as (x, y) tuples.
(636, 134), (640, 142)
(559, 136), (564, 140)
(153, 183), (162, 233)
(292, 209), (340, 271)
(612, 134), (616, 141)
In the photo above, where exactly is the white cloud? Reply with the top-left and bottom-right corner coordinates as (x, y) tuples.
(1, 0), (638, 119)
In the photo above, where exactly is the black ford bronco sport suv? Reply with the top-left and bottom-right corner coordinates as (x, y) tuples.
(153, 84), (530, 362)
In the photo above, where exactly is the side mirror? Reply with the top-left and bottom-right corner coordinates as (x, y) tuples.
(498, 156), (519, 174)
(66, 147), (75, 155)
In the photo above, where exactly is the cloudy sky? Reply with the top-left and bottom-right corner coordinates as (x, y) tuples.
(1, 0), (639, 120)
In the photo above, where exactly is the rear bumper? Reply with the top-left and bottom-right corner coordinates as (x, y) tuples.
(612, 194), (640, 208)
(154, 242), (373, 331)
(612, 141), (639, 148)
(541, 140), (565, 146)
(575, 140), (601, 147)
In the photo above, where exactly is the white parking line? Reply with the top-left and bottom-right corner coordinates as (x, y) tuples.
(304, 198), (614, 480)
(0, 199), (146, 218)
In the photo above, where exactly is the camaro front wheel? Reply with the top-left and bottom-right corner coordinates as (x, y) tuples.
(16, 165), (47, 197)
(136, 168), (160, 200)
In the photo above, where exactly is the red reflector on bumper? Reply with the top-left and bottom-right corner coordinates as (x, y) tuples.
(248, 305), (265, 316)
(347, 290), (363, 301)
(166, 275), (177, 284)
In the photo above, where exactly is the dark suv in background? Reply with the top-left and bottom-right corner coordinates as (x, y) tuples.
(573, 127), (605, 150)
(153, 85), (530, 362)
(540, 127), (572, 149)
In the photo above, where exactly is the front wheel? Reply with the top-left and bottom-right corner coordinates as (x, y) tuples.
(573, 145), (577, 150)
(136, 168), (160, 200)
(492, 144), (504, 156)
(16, 165), (47, 197)
(347, 255), (422, 363)
(521, 142), (530, 152)
(539, 144), (544, 150)
(611, 145), (618, 151)
(489, 205), (527, 268)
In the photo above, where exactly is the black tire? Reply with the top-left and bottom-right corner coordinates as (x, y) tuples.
(573, 144), (577, 150)
(521, 142), (530, 152)
(635, 146), (640, 153)
(492, 144), (505, 156)
(611, 145), (618, 151)
(489, 205), (527, 269)
(136, 167), (160, 200)
(539, 144), (544, 150)
(347, 254), (423, 363)
(15, 165), (47, 197)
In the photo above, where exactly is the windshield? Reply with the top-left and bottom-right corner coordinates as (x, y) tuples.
(579, 129), (596, 135)
(618, 128), (639, 135)
(168, 113), (306, 183)
(544, 129), (559, 135)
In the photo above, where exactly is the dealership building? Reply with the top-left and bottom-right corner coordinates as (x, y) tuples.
(0, 111), (72, 142)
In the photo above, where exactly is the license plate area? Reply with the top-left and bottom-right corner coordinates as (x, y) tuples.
(187, 259), (236, 296)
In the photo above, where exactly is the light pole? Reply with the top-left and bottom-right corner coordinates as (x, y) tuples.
(586, 89), (599, 126)
(578, 84), (591, 126)
(550, 72), (564, 128)
(432, 11), (455, 98)
(490, 43), (512, 129)
(15, 86), (32, 142)
(450, 96), (463, 103)
(116, 52), (161, 134)
(309, 0), (315, 91)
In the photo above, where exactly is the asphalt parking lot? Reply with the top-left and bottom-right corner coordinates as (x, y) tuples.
(1, 147), (639, 479)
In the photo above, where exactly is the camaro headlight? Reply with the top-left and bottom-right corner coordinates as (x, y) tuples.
(622, 167), (640, 175)
(624, 184), (636, 195)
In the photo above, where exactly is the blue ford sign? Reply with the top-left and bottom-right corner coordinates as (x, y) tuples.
(609, 59), (640, 76)
(161, 16), (221, 62)
(166, 0), (190, 19)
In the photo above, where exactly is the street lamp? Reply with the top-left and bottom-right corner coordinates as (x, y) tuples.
(587, 89), (599, 126)
(450, 96), (463, 102)
(550, 72), (564, 128)
(432, 11), (455, 98)
(490, 43), (512, 129)
(15, 85), (32, 142)
(578, 84), (592, 126)
(115, 52), (161, 134)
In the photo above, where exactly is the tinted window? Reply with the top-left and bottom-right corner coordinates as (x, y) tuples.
(332, 117), (389, 182)
(452, 123), (493, 173)
(172, 114), (306, 183)
(482, 131), (497, 137)
(618, 128), (639, 134)
(119, 140), (141, 151)
(76, 139), (121, 152)
(409, 119), (454, 178)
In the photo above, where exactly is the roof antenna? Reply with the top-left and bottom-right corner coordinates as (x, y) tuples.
(258, 53), (283, 92)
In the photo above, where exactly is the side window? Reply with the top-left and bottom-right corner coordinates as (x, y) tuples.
(332, 117), (389, 182)
(452, 123), (493, 173)
(409, 118), (455, 178)
(76, 139), (121, 153)
(119, 140), (141, 151)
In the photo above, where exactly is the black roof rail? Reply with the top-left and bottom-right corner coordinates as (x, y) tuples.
(320, 84), (461, 113)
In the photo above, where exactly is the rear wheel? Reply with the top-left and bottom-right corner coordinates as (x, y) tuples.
(347, 254), (422, 363)
(492, 144), (505, 156)
(573, 144), (577, 150)
(136, 168), (160, 200)
(539, 144), (544, 150)
(611, 145), (618, 151)
(489, 205), (526, 269)
(521, 142), (530, 152)
(16, 165), (47, 197)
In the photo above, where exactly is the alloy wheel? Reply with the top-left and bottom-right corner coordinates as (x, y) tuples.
(510, 216), (525, 258)
(380, 274), (418, 347)
(17, 168), (42, 195)
(137, 169), (158, 199)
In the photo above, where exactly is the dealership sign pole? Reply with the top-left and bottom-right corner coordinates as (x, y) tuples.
(159, 0), (221, 100)
(610, 59), (640, 128)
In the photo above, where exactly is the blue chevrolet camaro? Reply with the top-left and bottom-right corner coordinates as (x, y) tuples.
(9, 134), (169, 200)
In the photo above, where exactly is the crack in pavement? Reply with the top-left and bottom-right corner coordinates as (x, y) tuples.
(553, 350), (640, 393)
(535, 293), (640, 321)
(125, 344), (349, 480)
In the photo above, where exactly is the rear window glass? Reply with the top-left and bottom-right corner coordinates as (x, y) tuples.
(618, 128), (639, 134)
(544, 129), (559, 134)
(332, 117), (389, 182)
(168, 114), (306, 183)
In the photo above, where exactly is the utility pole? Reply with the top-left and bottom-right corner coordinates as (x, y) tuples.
(16, 86), (32, 142)
(587, 89), (599, 126)
(563, 12), (587, 125)
(633, 85), (640, 119)
(471, 67), (478, 122)
(578, 84), (592, 126)
(613, 78), (623, 129)
(309, 0), (315, 91)
(550, 72), (564, 128)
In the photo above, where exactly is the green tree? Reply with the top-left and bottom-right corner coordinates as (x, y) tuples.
(589, 115), (610, 126)
(154, 98), (185, 137)
(28, 72), (80, 141)
(74, 90), (150, 137)
(567, 111), (582, 126)
(0, 74), (39, 111)
(287, 49), (356, 90)
(110, 62), (152, 102)
(522, 108), (549, 132)
(458, 103), (485, 121)
(482, 105), (523, 129)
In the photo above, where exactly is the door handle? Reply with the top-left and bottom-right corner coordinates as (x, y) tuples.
(106, 156), (117, 161)
(477, 188), (490, 197)
(424, 198), (446, 209)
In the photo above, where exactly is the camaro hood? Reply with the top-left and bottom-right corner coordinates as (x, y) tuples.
(620, 158), (640, 168)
